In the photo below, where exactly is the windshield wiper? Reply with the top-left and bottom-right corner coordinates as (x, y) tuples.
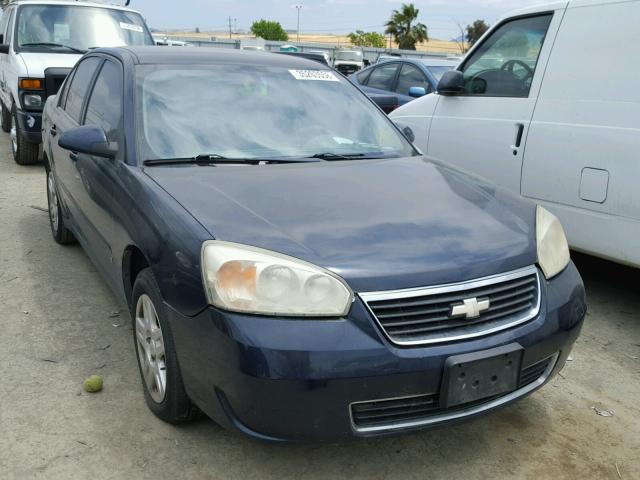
(309, 152), (385, 161)
(143, 154), (320, 166)
(21, 42), (87, 54)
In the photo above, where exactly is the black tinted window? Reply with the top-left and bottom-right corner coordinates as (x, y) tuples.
(57, 69), (75, 108)
(395, 64), (430, 95)
(65, 57), (100, 122)
(84, 60), (122, 142)
(367, 63), (399, 91)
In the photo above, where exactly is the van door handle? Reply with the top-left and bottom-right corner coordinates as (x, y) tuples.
(514, 123), (524, 148)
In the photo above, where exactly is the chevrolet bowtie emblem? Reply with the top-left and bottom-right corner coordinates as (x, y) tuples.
(451, 297), (490, 319)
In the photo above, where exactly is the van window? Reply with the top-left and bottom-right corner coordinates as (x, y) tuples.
(461, 14), (552, 97)
(0, 9), (9, 43)
(64, 57), (101, 122)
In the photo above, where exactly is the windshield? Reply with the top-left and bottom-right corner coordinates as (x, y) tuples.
(336, 51), (362, 62)
(425, 65), (455, 81)
(16, 5), (154, 52)
(136, 65), (415, 162)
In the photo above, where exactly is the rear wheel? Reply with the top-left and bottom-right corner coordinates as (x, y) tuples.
(132, 268), (200, 423)
(1, 102), (11, 133)
(46, 168), (75, 245)
(11, 106), (40, 165)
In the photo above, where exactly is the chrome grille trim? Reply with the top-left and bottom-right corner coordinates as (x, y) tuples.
(359, 266), (541, 346)
(349, 353), (559, 434)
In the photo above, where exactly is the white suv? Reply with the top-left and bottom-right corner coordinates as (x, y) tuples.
(0, 0), (154, 164)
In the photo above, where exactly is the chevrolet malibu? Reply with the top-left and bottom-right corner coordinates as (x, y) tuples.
(41, 47), (586, 442)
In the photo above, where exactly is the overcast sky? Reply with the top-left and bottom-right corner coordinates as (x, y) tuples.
(132, 0), (540, 40)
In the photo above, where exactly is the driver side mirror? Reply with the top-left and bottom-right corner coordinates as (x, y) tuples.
(437, 70), (465, 96)
(408, 86), (427, 98)
(59, 126), (118, 159)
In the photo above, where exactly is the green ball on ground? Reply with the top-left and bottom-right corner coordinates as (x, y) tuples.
(83, 374), (103, 393)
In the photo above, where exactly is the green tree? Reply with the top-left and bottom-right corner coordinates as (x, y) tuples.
(348, 30), (386, 48)
(466, 19), (489, 47)
(250, 19), (289, 41)
(384, 3), (428, 51)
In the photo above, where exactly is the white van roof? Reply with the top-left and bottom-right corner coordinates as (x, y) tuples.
(504, 0), (633, 19)
(7, 0), (139, 12)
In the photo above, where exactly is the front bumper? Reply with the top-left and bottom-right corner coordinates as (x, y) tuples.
(168, 262), (585, 443)
(16, 109), (42, 144)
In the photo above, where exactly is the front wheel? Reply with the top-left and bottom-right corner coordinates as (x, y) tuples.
(132, 268), (200, 423)
(46, 168), (75, 245)
(11, 107), (40, 165)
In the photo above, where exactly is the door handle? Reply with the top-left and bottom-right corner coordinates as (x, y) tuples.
(49, 125), (57, 137)
(70, 151), (78, 162)
(514, 123), (524, 148)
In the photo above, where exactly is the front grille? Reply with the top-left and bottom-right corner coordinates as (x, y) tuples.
(361, 266), (540, 345)
(350, 355), (555, 430)
(336, 64), (359, 75)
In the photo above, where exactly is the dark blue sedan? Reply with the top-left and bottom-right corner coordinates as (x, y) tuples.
(41, 47), (585, 442)
(350, 58), (458, 106)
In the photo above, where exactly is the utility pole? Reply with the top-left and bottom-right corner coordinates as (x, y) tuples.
(295, 5), (302, 42)
(228, 16), (236, 39)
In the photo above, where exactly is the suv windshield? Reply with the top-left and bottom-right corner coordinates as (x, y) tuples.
(137, 65), (415, 162)
(16, 5), (154, 52)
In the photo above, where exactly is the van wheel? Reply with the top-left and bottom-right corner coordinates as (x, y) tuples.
(11, 106), (40, 165)
(131, 268), (201, 424)
(1, 103), (11, 133)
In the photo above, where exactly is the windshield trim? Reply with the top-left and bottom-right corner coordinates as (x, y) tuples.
(13, 3), (155, 54)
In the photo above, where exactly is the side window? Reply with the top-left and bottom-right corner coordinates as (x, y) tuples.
(5, 8), (14, 44)
(357, 68), (372, 85)
(461, 14), (552, 97)
(0, 9), (9, 43)
(395, 64), (431, 95)
(64, 57), (101, 122)
(366, 63), (400, 91)
(57, 69), (76, 108)
(83, 60), (123, 142)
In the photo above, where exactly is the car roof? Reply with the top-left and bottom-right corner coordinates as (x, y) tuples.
(375, 57), (457, 68)
(93, 46), (335, 69)
(8, 0), (140, 12)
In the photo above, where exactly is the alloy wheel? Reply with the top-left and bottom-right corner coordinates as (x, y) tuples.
(135, 294), (167, 403)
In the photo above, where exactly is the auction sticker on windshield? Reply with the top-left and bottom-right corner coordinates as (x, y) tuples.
(289, 70), (339, 82)
(120, 22), (144, 33)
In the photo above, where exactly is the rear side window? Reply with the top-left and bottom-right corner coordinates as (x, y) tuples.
(395, 63), (431, 95)
(461, 14), (552, 97)
(356, 68), (372, 85)
(84, 60), (123, 142)
(57, 69), (76, 108)
(64, 57), (101, 122)
(367, 63), (400, 91)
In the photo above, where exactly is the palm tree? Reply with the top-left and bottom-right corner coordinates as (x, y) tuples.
(385, 3), (428, 51)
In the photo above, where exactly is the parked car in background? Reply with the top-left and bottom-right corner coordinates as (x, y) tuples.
(307, 50), (331, 65)
(392, 0), (640, 269)
(351, 58), (457, 106)
(0, 0), (154, 165)
(42, 47), (584, 442)
(333, 48), (365, 75)
(153, 35), (194, 47)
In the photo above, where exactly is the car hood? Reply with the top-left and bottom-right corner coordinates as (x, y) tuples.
(19, 52), (82, 77)
(146, 157), (537, 292)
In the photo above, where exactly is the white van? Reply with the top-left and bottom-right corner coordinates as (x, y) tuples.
(0, 0), (154, 165)
(392, 0), (640, 268)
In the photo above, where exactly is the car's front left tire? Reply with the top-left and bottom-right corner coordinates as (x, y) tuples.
(46, 168), (75, 245)
(11, 106), (40, 165)
(131, 268), (201, 424)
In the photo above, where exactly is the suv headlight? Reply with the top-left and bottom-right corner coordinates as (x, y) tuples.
(201, 241), (353, 317)
(536, 206), (570, 279)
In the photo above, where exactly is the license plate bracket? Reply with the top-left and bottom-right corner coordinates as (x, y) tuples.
(440, 343), (523, 409)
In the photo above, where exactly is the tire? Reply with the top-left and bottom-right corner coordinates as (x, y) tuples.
(131, 268), (201, 424)
(11, 106), (40, 165)
(45, 167), (76, 245)
(1, 102), (11, 133)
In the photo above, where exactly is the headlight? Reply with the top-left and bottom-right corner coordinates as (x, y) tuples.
(201, 241), (353, 316)
(536, 206), (570, 279)
(23, 94), (43, 108)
